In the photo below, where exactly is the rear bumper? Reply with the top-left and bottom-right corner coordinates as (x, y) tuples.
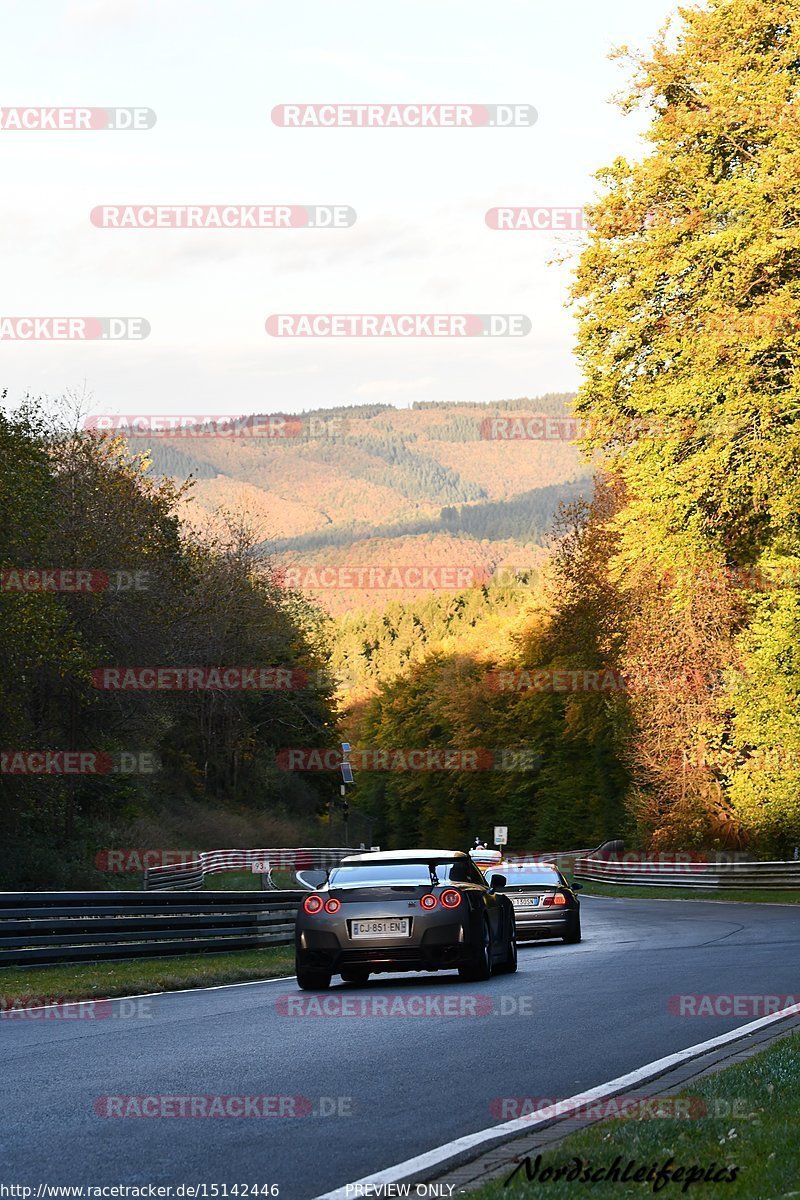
(514, 911), (576, 939)
(297, 922), (473, 974)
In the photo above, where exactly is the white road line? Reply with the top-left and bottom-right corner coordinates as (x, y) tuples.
(313, 1003), (800, 1199)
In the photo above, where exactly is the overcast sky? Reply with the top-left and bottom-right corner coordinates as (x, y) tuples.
(1, 0), (684, 418)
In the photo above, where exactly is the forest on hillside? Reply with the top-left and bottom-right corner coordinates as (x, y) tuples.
(268, 481), (589, 555)
(0, 401), (338, 888)
(124, 393), (588, 555)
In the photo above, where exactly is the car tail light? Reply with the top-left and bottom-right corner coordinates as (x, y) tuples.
(303, 894), (323, 914)
(440, 889), (462, 909)
(420, 893), (437, 909)
(542, 892), (568, 908)
(324, 898), (341, 914)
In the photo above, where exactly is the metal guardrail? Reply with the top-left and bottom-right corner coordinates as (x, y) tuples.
(0, 890), (304, 967)
(0, 843), (620, 970)
(573, 856), (800, 889)
(143, 847), (366, 891)
(503, 848), (594, 870)
(145, 866), (206, 891)
(142, 845), (602, 890)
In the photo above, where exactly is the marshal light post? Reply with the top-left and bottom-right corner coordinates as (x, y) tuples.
(339, 743), (354, 843)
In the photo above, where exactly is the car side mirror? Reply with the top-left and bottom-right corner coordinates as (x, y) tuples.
(572, 882), (583, 891)
(489, 873), (507, 892)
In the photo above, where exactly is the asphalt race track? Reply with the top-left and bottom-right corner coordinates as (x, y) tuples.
(2, 896), (799, 1198)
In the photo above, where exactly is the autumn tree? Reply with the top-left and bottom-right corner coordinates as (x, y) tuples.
(572, 0), (800, 849)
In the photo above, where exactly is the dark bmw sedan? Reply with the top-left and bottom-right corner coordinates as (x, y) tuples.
(294, 849), (517, 990)
(497, 862), (582, 943)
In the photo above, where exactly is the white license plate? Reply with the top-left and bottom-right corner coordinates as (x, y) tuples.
(512, 896), (540, 908)
(350, 918), (410, 939)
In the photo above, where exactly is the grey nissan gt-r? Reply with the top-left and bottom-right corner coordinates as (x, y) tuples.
(294, 849), (517, 990)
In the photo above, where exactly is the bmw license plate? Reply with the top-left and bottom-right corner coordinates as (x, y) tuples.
(512, 896), (540, 908)
(350, 918), (410, 939)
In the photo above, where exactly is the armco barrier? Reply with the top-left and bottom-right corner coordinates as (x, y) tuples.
(1, 844), (597, 968)
(573, 856), (800, 889)
(504, 848), (594, 871)
(143, 847), (365, 891)
(0, 890), (304, 967)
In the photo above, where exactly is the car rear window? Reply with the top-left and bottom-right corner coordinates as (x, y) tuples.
(501, 868), (562, 887)
(329, 861), (463, 887)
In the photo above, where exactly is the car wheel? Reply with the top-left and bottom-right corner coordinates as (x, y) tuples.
(496, 926), (517, 974)
(340, 968), (370, 985)
(459, 917), (493, 981)
(562, 916), (581, 944)
(296, 965), (332, 990)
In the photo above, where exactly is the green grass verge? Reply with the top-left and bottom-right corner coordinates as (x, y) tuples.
(469, 1031), (800, 1199)
(574, 879), (800, 905)
(204, 869), (300, 889)
(205, 871), (266, 890)
(0, 945), (295, 1005)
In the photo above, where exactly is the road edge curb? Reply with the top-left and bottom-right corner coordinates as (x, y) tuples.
(312, 1004), (800, 1198)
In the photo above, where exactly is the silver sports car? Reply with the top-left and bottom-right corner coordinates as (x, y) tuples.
(294, 849), (517, 990)
(498, 861), (582, 942)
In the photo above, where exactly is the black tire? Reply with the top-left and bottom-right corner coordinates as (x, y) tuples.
(340, 968), (370, 985)
(459, 917), (493, 981)
(562, 915), (581, 944)
(496, 925), (518, 974)
(296, 965), (332, 990)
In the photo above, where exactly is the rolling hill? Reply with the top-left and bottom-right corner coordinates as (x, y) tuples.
(129, 395), (594, 613)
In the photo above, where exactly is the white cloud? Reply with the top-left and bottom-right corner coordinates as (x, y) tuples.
(62, 0), (142, 28)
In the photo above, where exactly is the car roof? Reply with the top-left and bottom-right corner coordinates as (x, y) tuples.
(340, 849), (467, 863)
